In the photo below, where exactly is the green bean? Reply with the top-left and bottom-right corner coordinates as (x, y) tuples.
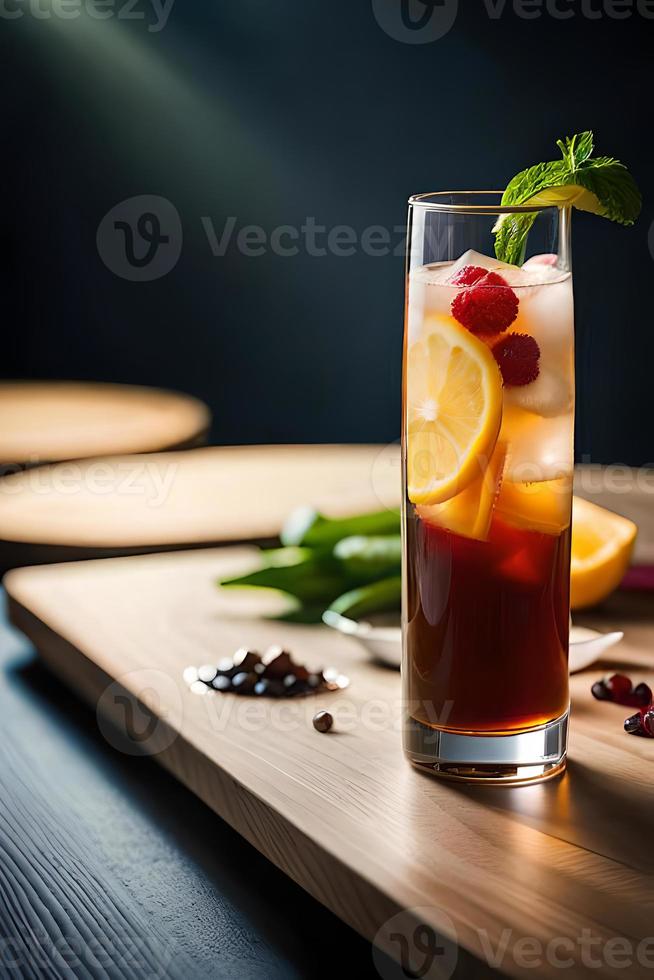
(326, 576), (402, 620)
(333, 535), (401, 580)
(281, 507), (400, 548)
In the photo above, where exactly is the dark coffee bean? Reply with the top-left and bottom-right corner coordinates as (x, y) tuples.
(267, 679), (286, 698)
(233, 649), (262, 673)
(212, 675), (231, 692)
(284, 675), (311, 696)
(313, 711), (333, 733)
(262, 651), (294, 679)
(262, 644), (285, 664)
(198, 664), (218, 684)
(254, 678), (286, 697)
(232, 671), (258, 694)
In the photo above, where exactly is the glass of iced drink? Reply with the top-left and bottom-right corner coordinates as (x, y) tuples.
(402, 193), (574, 783)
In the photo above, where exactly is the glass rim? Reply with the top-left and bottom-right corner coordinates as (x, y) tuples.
(408, 191), (561, 215)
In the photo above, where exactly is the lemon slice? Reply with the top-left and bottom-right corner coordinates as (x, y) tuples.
(417, 442), (506, 541)
(571, 497), (637, 609)
(406, 316), (503, 505)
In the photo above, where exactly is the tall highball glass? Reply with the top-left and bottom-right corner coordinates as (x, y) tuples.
(402, 193), (574, 784)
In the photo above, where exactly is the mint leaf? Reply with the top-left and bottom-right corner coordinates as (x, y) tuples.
(494, 213), (538, 266)
(494, 131), (641, 263)
(556, 131), (595, 167)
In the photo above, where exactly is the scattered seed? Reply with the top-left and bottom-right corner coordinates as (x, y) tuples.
(233, 649), (262, 672)
(211, 675), (231, 692)
(183, 649), (349, 700)
(313, 711), (334, 733)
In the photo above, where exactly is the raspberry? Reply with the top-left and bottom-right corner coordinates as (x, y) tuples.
(449, 265), (488, 287)
(451, 271), (519, 336)
(492, 333), (540, 387)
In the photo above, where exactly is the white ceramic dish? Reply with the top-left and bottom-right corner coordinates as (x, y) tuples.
(322, 611), (623, 673)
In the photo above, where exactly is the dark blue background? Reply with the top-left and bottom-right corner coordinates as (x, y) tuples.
(3, 1), (652, 463)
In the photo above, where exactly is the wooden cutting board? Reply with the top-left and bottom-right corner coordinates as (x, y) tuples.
(5, 548), (654, 980)
(0, 381), (210, 465)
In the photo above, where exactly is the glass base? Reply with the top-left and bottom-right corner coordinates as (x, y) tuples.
(405, 711), (568, 785)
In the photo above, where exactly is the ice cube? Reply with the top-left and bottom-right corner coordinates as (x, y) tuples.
(445, 249), (520, 283)
(512, 274), (574, 373)
(505, 366), (573, 418)
(502, 408), (574, 484)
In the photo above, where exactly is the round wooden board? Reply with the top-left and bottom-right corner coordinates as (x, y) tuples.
(0, 445), (400, 555)
(0, 381), (210, 465)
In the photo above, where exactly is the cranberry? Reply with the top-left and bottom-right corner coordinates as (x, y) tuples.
(592, 673), (630, 703)
(606, 674), (634, 700)
(591, 673), (650, 707)
(624, 704), (654, 737)
(632, 682), (653, 707)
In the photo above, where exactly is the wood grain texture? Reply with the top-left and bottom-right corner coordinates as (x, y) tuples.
(0, 605), (385, 980)
(0, 382), (210, 465)
(5, 548), (654, 980)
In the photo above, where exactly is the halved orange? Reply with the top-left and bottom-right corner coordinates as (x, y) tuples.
(571, 497), (637, 609)
(406, 316), (503, 505)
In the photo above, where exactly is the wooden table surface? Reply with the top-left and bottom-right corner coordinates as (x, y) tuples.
(0, 594), (394, 980)
(0, 444), (399, 572)
(6, 546), (654, 980)
(0, 381), (210, 465)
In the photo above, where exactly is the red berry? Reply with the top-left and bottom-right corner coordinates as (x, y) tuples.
(492, 333), (540, 387)
(591, 679), (612, 702)
(632, 682), (653, 706)
(449, 265), (488, 287)
(451, 272), (519, 336)
(605, 673), (633, 700)
(624, 704), (654, 737)
(591, 673), (652, 708)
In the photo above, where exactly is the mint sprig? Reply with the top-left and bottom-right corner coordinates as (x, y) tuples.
(494, 131), (642, 265)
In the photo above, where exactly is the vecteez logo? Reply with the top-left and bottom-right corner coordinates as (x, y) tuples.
(372, 0), (459, 43)
(96, 194), (182, 281)
(96, 668), (183, 756)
